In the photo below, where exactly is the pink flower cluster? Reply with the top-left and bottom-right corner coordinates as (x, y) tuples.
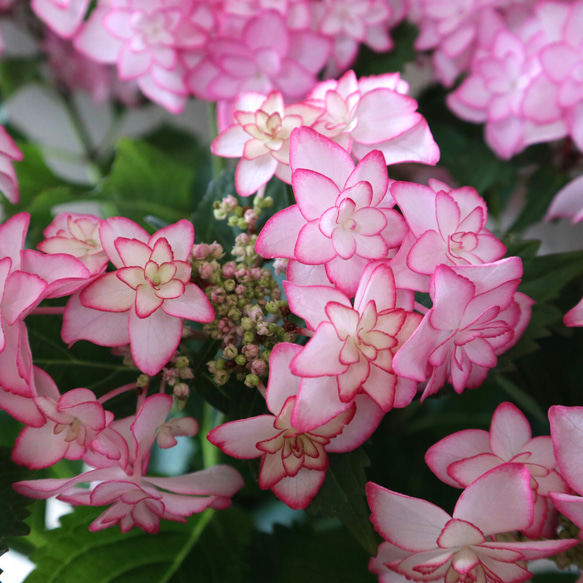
(0, 210), (243, 532)
(410, 0), (583, 158)
(206, 125), (532, 510)
(211, 70), (439, 196)
(368, 401), (580, 582)
(29, 0), (405, 112)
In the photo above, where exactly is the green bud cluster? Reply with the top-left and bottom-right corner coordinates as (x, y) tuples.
(200, 231), (295, 388)
(212, 190), (274, 234)
(552, 515), (583, 570)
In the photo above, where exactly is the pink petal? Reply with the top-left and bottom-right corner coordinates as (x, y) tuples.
(453, 464), (533, 536)
(256, 205), (305, 259)
(161, 283), (214, 322)
(549, 405), (583, 493)
(62, 291), (130, 346)
(292, 169), (340, 221)
(80, 272), (135, 313)
(270, 468), (326, 509)
(289, 127), (353, 189)
(148, 220), (194, 262)
(128, 307), (182, 376)
(366, 481), (450, 552)
(265, 342), (303, 414)
(489, 402), (531, 460)
(207, 416), (277, 459)
(425, 429), (491, 487)
(291, 375), (351, 432)
(235, 155), (278, 197)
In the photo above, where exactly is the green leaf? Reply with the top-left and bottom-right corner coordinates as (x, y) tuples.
(495, 376), (547, 425)
(191, 168), (241, 250)
(306, 448), (377, 555)
(26, 505), (254, 583)
(26, 314), (138, 406)
(247, 523), (376, 583)
(0, 58), (43, 99)
(520, 251), (583, 303)
(95, 139), (195, 227)
(0, 447), (33, 560)
(499, 302), (563, 365)
(509, 165), (569, 233)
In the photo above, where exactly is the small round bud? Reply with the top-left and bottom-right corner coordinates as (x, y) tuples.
(235, 354), (247, 366)
(244, 373), (260, 388)
(223, 344), (238, 360)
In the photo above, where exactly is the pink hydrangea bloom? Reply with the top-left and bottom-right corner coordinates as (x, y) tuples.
(0, 125), (23, 204)
(256, 127), (407, 297)
(548, 405), (583, 533)
(389, 178), (506, 292)
(14, 394), (244, 533)
(306, 70), (440, 166)
(367, 464), (578, 583)
(74, 0), (204, 112)
(0, 213), (88, 409)
(211, 90), (322, 195)
(535, 1), (583, 150)
(32, 0), (90, 38)
(62, 217), (214, 376)
(187, 9), (331, 102)
(208, 342), (382, 509)
(284, 262), (421, 431)
(12, 387), (114, 470)
(393, 258), (533, 399)
(448, 15), (568, 159)
(426, 401), (569, 539)
(38, 212), (108, 277)
(311, 0), (394, 75)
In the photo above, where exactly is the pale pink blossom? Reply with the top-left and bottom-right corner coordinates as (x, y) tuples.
(14, 394), (243, 533)
(0, 125), (23, 204)
(389, 178), (506, 292)
(393, 258), (533, 399)
(535, 1), (583, 150)
(306, 70), (440, 166)
(211, 90), (322, 196)
(256, 127), (407, 297)
(187, 10), (331, 102)
(448, 18), (568, 159)
(546, 174), (583, 224)
(284, 262), (421, 431)
(548, 405), (583, 534)
(311, 0), (394, 75)
(32, 0), (90, 38)
(426, 401), (569, 539)
(62, 218), (214, 376)
(74, 0), (203, 113)
(43, 33), (141, 105)
(12, 388), (114, 469)
(208, 342), (382, 509)
(0, 213), (88, 406)
(367, 464), (578, 583)
(38, 212), (108, 277)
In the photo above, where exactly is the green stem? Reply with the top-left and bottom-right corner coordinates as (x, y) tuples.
(158, 508), (215, 583)
(207, 102), (226, 179)
(200, 401), (224, 469)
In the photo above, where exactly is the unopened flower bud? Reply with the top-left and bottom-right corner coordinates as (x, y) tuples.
(244, 373), (260, 388)
(235, 354), (247, 366)
(136, 374), (150, 388)
(250, 359), (267, 376)
(214, 370), (230, 385)
(223, 344), (238, 360)
(242, 344), (260, 359)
